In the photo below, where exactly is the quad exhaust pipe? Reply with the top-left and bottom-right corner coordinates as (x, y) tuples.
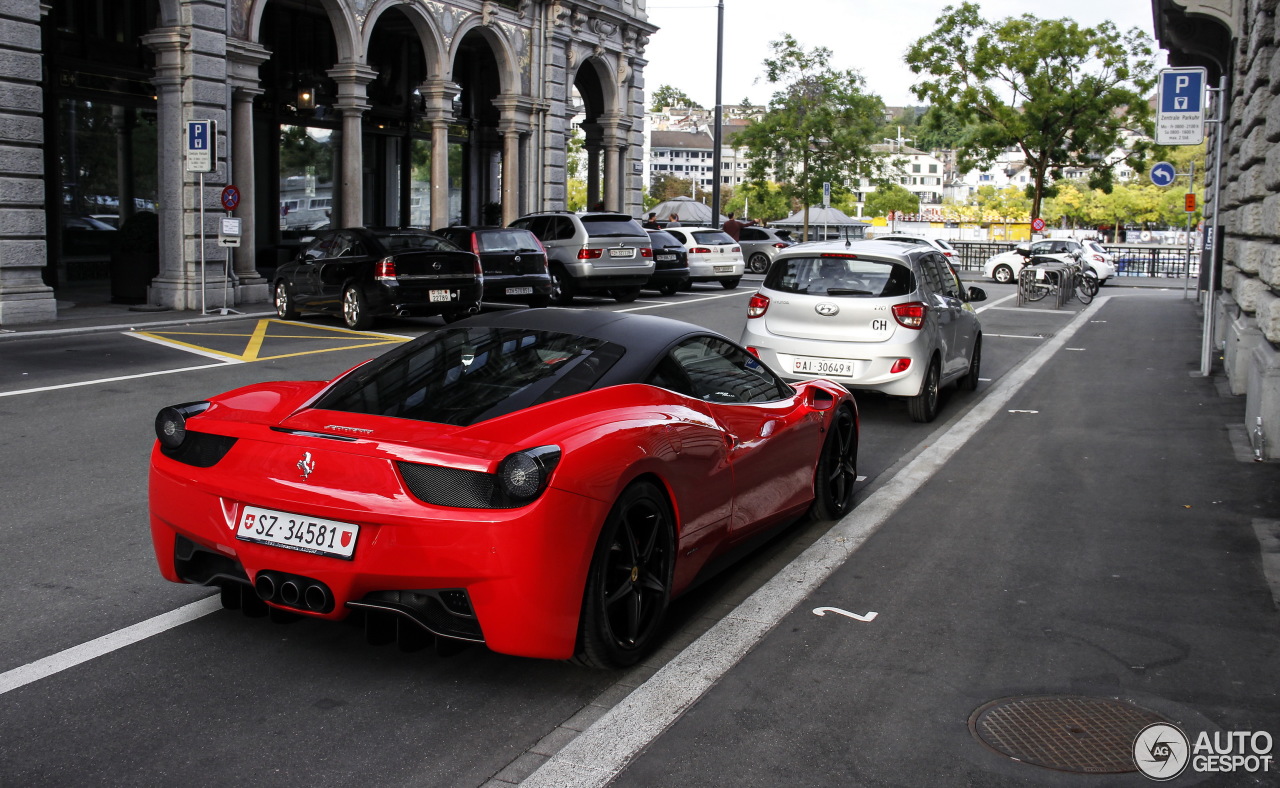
(254, 570), (332, 613)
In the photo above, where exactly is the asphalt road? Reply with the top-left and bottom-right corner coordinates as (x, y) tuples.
(3, 280), (1271, 786)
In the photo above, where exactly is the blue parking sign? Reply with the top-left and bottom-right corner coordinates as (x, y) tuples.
(186, 119), (215, 173)
(1156, 68), (1206, 145)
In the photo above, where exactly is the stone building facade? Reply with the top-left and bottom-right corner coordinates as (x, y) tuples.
(0, 0), (655, 325)
(1156, 0), (1280, 459)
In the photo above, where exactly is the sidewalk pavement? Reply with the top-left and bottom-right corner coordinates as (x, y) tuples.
(0, 275), (1196, 340)
(524, 292), (1280, 787)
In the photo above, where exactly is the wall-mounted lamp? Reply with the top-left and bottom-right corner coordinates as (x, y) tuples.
(298, 87), (315, 110)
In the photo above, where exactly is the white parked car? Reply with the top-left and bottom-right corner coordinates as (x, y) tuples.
(664, 227), (745, 289)
(1081, 239), (1117, 276)
(983, 239), (1114, 285)
(741, 239), (986, 423)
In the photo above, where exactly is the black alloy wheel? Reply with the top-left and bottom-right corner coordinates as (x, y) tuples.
(549, 266), (575, 306)
(958, 335), (981, 392)
(809, 405), (858, 520)
(908, 357), (941, 423)
(576, 482), (675, 669)
(274, 281), (299, 320)
(748, 253), (770, 274)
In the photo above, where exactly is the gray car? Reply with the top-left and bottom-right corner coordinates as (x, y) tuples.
(509, 211), (654, 304)
(738, 226), (795, 274)
(740, 239), (986, 422)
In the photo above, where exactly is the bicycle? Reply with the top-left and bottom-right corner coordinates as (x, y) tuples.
(1018, 253), (1097, 305)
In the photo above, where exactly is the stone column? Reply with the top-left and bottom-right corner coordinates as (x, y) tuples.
(141, 27), (191, 310)
(493, 96), (534, 224)
(602, 118), (629, 212)
(227, 39), (270, 302)
(0, 6), (54, 325)
(582, 122), (602, 210)
(420, 80), (459, 231)
(327, 63), (377, 228)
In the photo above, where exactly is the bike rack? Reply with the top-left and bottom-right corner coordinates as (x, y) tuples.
(1016, 261), (1082, 309)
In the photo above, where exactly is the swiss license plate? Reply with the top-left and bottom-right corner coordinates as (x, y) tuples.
(505, 286), (533, 295)
(236, 505), (359, 559)
(429, 289), (453, 303)
(793, 357), (856, 376)
(608, 248), (635, 258)
(656, 254), (676, 262)
(714, 265), (734, 273)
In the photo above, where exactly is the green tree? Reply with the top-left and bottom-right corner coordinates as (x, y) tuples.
(736, 34), (884, 237)
(735, 180), (792, 222)
(649, 173), (695, 203)
(863, 183), (919, 218)
(906, 2), (1155, 220)
(650, 85), (702, 112)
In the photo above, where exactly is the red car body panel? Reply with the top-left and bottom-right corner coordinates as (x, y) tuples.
(149, 369), (854, 660)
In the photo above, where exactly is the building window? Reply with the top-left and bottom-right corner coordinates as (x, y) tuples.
(912, 164), (921, 173)
(929, 164), (937, 173)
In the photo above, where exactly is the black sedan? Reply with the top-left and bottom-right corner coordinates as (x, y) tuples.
(645, 229), (691, 296)
(433, 226), (553, 308)
(274, 227), (483, 330)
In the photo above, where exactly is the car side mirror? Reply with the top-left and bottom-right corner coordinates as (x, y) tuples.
(967, 286), (987, 302)
(806, 386), (836, 411)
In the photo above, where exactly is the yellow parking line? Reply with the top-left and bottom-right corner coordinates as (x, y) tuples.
(130, 318), (411, 363)
(241, 318), (272, 362)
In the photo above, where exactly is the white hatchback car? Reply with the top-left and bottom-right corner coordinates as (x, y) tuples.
(741, 239), (986, 422)
(664, 227), (745, 289)
(984, 239), (1115, 284)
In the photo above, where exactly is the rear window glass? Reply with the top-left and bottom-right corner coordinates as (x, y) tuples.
(647, 230), (679, 247)
(765, 255), (915, 297)
(477, 230), (542, 253)
(582, 215), (647, 238)
(691, 230), (735, 245)
(372, 231), (455, 252)
(314, 328), (625, 426)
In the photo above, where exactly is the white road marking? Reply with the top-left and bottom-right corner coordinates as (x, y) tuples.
(985, 334), (1047, 340)
(0, 362), (237, 399)
(128, 331), (246, 362)
(812, 607), (877, 622)
(0, 596), (221, 696)
(984, 306), (1077, 315)
(614, 290), (753, 312)
(520, 297), (1112, 788)
(975, 293), (1016, 312)
(1008, 409), (1040, 414)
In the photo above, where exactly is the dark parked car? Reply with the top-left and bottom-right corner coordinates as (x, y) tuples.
(644, 229), (691, 295)
(433, 226), (553, 307)
(273, 227), (482, 330)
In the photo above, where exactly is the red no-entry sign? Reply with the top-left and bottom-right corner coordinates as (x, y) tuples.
(221, 185), (241, 211)
(1031, 217), (1045, 232)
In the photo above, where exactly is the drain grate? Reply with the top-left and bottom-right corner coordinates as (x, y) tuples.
(969, 695), (1168, 774)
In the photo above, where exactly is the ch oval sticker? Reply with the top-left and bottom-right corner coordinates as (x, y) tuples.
(815, 302), (839, 317)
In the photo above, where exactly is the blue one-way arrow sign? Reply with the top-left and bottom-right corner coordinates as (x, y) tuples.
(1150, 162), (1177, 187)
(1156, 68), (1206, 145)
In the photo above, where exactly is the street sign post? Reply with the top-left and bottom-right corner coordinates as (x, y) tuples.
(220, 185), (240, 212)
(1156, 68), (1206, 145)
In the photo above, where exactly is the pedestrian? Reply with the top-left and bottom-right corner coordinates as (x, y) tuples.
(666, 213), (682, 228)
(721, 211), (755, 241)
(642, 212), (661, 230)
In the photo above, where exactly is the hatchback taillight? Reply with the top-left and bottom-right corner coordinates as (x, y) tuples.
(691, 246), (712, 254)
(732, 246), (740, 253)
(747, 292), (770, 318)
(375, 258), (396, 281)
(1093, 254), (1104, 262)
(891, 301), (927, 329)
(578, 248), (603, 259)
(773, 242), (788, 249)
(641, 247), (653, 257)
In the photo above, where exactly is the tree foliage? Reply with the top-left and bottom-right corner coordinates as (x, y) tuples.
(906, 2), (1156, 219)
(650, 84), (702, 112)
(736, 35), (885, 235)
(649, 173), (695, 203)
(734, 180), (793, 222)
(863, 183), (919, 218)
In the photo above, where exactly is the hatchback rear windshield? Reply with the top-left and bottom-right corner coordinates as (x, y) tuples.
(647, 230), (679, 247)
(313, 327), (625, 426)
(371, 231), (455, 252)
(690, 230), (735, 245)
(765, 255), (915, 297)
(582, 215), (647, 238)
(476, 229), (543, 253)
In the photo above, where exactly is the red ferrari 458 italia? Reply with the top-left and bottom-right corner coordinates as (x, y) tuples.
(149, 310), (858, 667)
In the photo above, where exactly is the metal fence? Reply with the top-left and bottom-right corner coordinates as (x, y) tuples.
(950, 241), (1201, 278)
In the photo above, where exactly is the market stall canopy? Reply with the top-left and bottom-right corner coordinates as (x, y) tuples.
(772, 206), (872, 241)
(648, 196), (728, 226)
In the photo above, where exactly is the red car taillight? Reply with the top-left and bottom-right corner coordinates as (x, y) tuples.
(469, 232), (481, 256)
(1093, 254), (1105, 262)
(889, 358), (912, 374)
(578, 248), (603, 259)
(641, 247), (653, 257)
(891, 301), (927, 329)
(747, 292), (770, 318)
(732, 246), (740, 253)
(691, 246), (712, 254)
(772, 242), (788, 249)
(745, 346), (761, 358)
(375, 257), (396, 281)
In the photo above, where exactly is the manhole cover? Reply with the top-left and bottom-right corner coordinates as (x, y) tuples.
(969, 695), (1169, 774)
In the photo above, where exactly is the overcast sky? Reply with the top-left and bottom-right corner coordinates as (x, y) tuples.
(641, 0), (1163, 109)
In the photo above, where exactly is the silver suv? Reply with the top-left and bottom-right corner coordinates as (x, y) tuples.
(738, 226), (795, 274)
(740, 239), (986, 423)
(509, 212), (654, 304)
